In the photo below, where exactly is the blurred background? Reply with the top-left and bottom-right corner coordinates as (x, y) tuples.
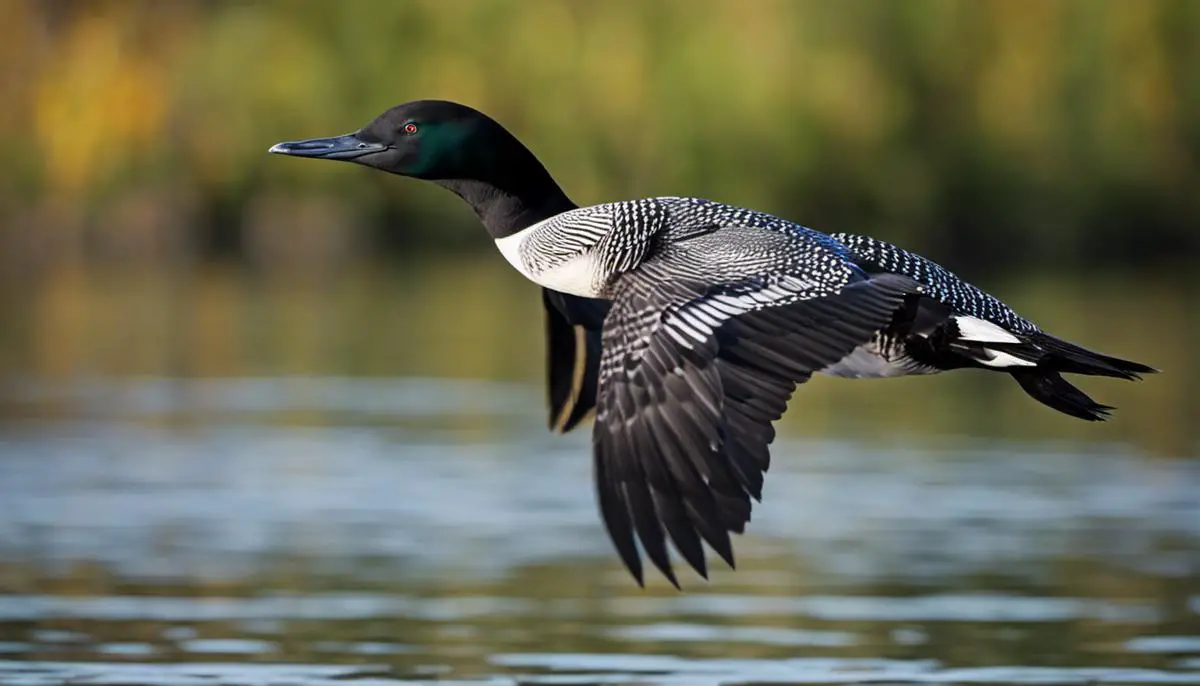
(0, 2), (1197, 685)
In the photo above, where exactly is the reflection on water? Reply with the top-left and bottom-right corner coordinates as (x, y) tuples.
(0, 266), (1197, 684)
(0, 263), (1196, 453)
(0, 376), (1198, 684)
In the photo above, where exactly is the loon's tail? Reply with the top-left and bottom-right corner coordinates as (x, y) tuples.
(1027, 332), (1157, 380)
(1008, 333), (1156, 421)
(1009, 369), (1114, 421)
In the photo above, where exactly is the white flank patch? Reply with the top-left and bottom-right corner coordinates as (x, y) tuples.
(977, 349), (1038, 368)
(955, 316), (1022, 344)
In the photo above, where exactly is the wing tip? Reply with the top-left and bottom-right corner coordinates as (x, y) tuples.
(615, 549), (645, 588)
(663, 569), (681, 590)
(628, 565), (646, 588)
(713, 545), (736, 571)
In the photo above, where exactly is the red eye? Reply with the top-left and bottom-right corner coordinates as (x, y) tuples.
(403, 122), (418, 135)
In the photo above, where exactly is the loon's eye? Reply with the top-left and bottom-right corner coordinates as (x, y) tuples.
(402, 122), (419, 135)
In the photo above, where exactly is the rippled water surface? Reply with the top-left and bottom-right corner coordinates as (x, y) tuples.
(1, 373), (1198, 685)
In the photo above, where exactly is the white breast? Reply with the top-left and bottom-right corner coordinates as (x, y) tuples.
(494, 226), (605, 298)
(494, 228), (534, 278)
(535, 253), (604, 297)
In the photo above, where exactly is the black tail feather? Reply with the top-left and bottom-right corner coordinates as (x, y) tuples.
(1010, 369), (1115, 421)
(1029, 332), (1157, 380)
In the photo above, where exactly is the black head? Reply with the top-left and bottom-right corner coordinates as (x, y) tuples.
(270, 100), (508, 178)
(269, 100), (573, 237)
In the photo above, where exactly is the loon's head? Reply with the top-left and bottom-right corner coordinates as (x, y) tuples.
(268, 99), (514, 179)
(270, 99), (573, 237)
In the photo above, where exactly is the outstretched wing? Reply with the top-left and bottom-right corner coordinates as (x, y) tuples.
(593, 244), (917, 587)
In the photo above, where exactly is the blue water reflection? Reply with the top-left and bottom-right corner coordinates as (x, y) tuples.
(0, 376), (1197, 684)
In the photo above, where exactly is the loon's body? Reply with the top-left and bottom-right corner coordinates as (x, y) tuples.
(270, 99), (1155, 587)
(497, 194), (1148, 421)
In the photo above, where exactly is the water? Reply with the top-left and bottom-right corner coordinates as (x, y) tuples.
(0, 266), (1198, 684)
(0, 375), (1198, 685)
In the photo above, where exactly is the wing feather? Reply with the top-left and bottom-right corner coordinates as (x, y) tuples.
(594, 258), (916, 586)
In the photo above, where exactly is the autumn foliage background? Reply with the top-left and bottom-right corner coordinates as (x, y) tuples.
(1, 0), (1197, 273)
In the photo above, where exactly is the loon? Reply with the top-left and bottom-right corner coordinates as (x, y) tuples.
(270, 100), (1155, 587)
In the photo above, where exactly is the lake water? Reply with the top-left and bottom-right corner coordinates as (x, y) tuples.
(0, 266), (1197, 685)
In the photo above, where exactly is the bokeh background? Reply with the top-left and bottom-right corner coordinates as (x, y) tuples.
(0, 2), (1197, 684)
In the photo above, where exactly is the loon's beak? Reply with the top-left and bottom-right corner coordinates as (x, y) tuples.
(268, 132), (387, 160)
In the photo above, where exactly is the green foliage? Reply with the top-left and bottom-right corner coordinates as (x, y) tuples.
(1, 0), (1197, 272)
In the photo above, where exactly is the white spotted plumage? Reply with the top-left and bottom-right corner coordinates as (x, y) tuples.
(830, 233), (1040, 335)
(495, 196), (856, 301)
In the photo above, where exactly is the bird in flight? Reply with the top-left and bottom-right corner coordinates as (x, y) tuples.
(270, 100), (1154, 587)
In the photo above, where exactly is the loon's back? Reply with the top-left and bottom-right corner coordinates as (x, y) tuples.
(829, 233), (1155, 420)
